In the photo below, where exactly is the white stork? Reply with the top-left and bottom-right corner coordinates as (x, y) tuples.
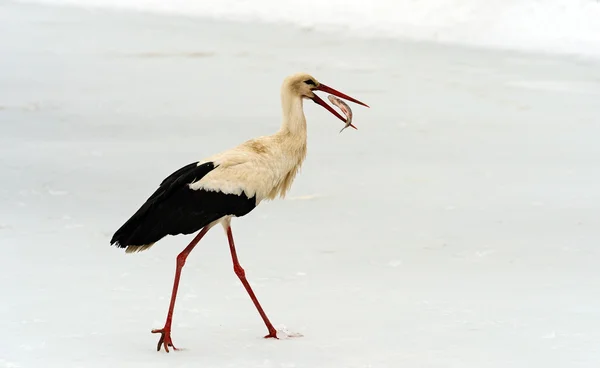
(110, 72), (369, 352)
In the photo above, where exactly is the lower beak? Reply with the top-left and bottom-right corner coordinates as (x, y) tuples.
(311, 83), (369, 129)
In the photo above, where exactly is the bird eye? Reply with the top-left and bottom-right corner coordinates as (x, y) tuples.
(304, 79), (316, 86)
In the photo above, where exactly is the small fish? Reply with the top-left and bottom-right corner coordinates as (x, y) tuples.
(328, 95), (354, 133)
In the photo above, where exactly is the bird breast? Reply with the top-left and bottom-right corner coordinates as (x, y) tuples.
(189, 135), (307, 203)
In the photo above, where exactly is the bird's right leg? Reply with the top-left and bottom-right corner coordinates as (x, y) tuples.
(151, 225), (212, 352)
(225, 224), (278, 339)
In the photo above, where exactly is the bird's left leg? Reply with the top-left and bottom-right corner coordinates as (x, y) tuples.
(225, 224), (278, 338)
(151, 225), (212, 352)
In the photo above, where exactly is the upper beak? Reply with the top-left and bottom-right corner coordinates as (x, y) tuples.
(311, 83), (369, 129)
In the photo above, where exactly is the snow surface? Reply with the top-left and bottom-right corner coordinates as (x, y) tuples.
(2, 1), (600, 367)
(14, 0), (600, 59)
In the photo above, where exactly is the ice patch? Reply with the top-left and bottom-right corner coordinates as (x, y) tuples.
(274, 325), (303, 339)
(542, 331), (557, 339)
(388, 260), (402, 267)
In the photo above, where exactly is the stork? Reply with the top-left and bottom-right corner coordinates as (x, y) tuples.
(110, 72), (369, 352)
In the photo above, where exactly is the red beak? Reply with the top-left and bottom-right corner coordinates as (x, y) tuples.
(311, 83), (369, 130)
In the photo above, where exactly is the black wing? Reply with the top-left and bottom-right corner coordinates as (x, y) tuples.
(110, 161), (256, 250)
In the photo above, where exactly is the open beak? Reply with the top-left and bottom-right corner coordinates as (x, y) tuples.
(311, 83), (369, 130)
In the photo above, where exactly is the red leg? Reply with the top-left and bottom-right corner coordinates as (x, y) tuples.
(151, 226), (211, 352)
(226, 226), (278, 338)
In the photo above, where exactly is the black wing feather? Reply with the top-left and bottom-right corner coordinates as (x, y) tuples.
(110, 161), (256, 249)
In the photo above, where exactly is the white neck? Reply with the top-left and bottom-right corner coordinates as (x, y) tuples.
(279, 88), (307, 138)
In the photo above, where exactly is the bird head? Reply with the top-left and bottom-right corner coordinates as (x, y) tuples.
(283, 72), (369, 127)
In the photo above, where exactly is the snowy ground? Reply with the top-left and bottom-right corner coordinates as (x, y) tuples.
(2, 2), (600, 367)
(16, 0), (600, 58)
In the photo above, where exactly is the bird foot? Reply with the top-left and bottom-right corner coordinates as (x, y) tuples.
(151, 327), (178, 352)
(264, 330), (279, 339)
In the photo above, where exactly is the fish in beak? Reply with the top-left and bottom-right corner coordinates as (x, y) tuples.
(311, 83), (369, 130)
